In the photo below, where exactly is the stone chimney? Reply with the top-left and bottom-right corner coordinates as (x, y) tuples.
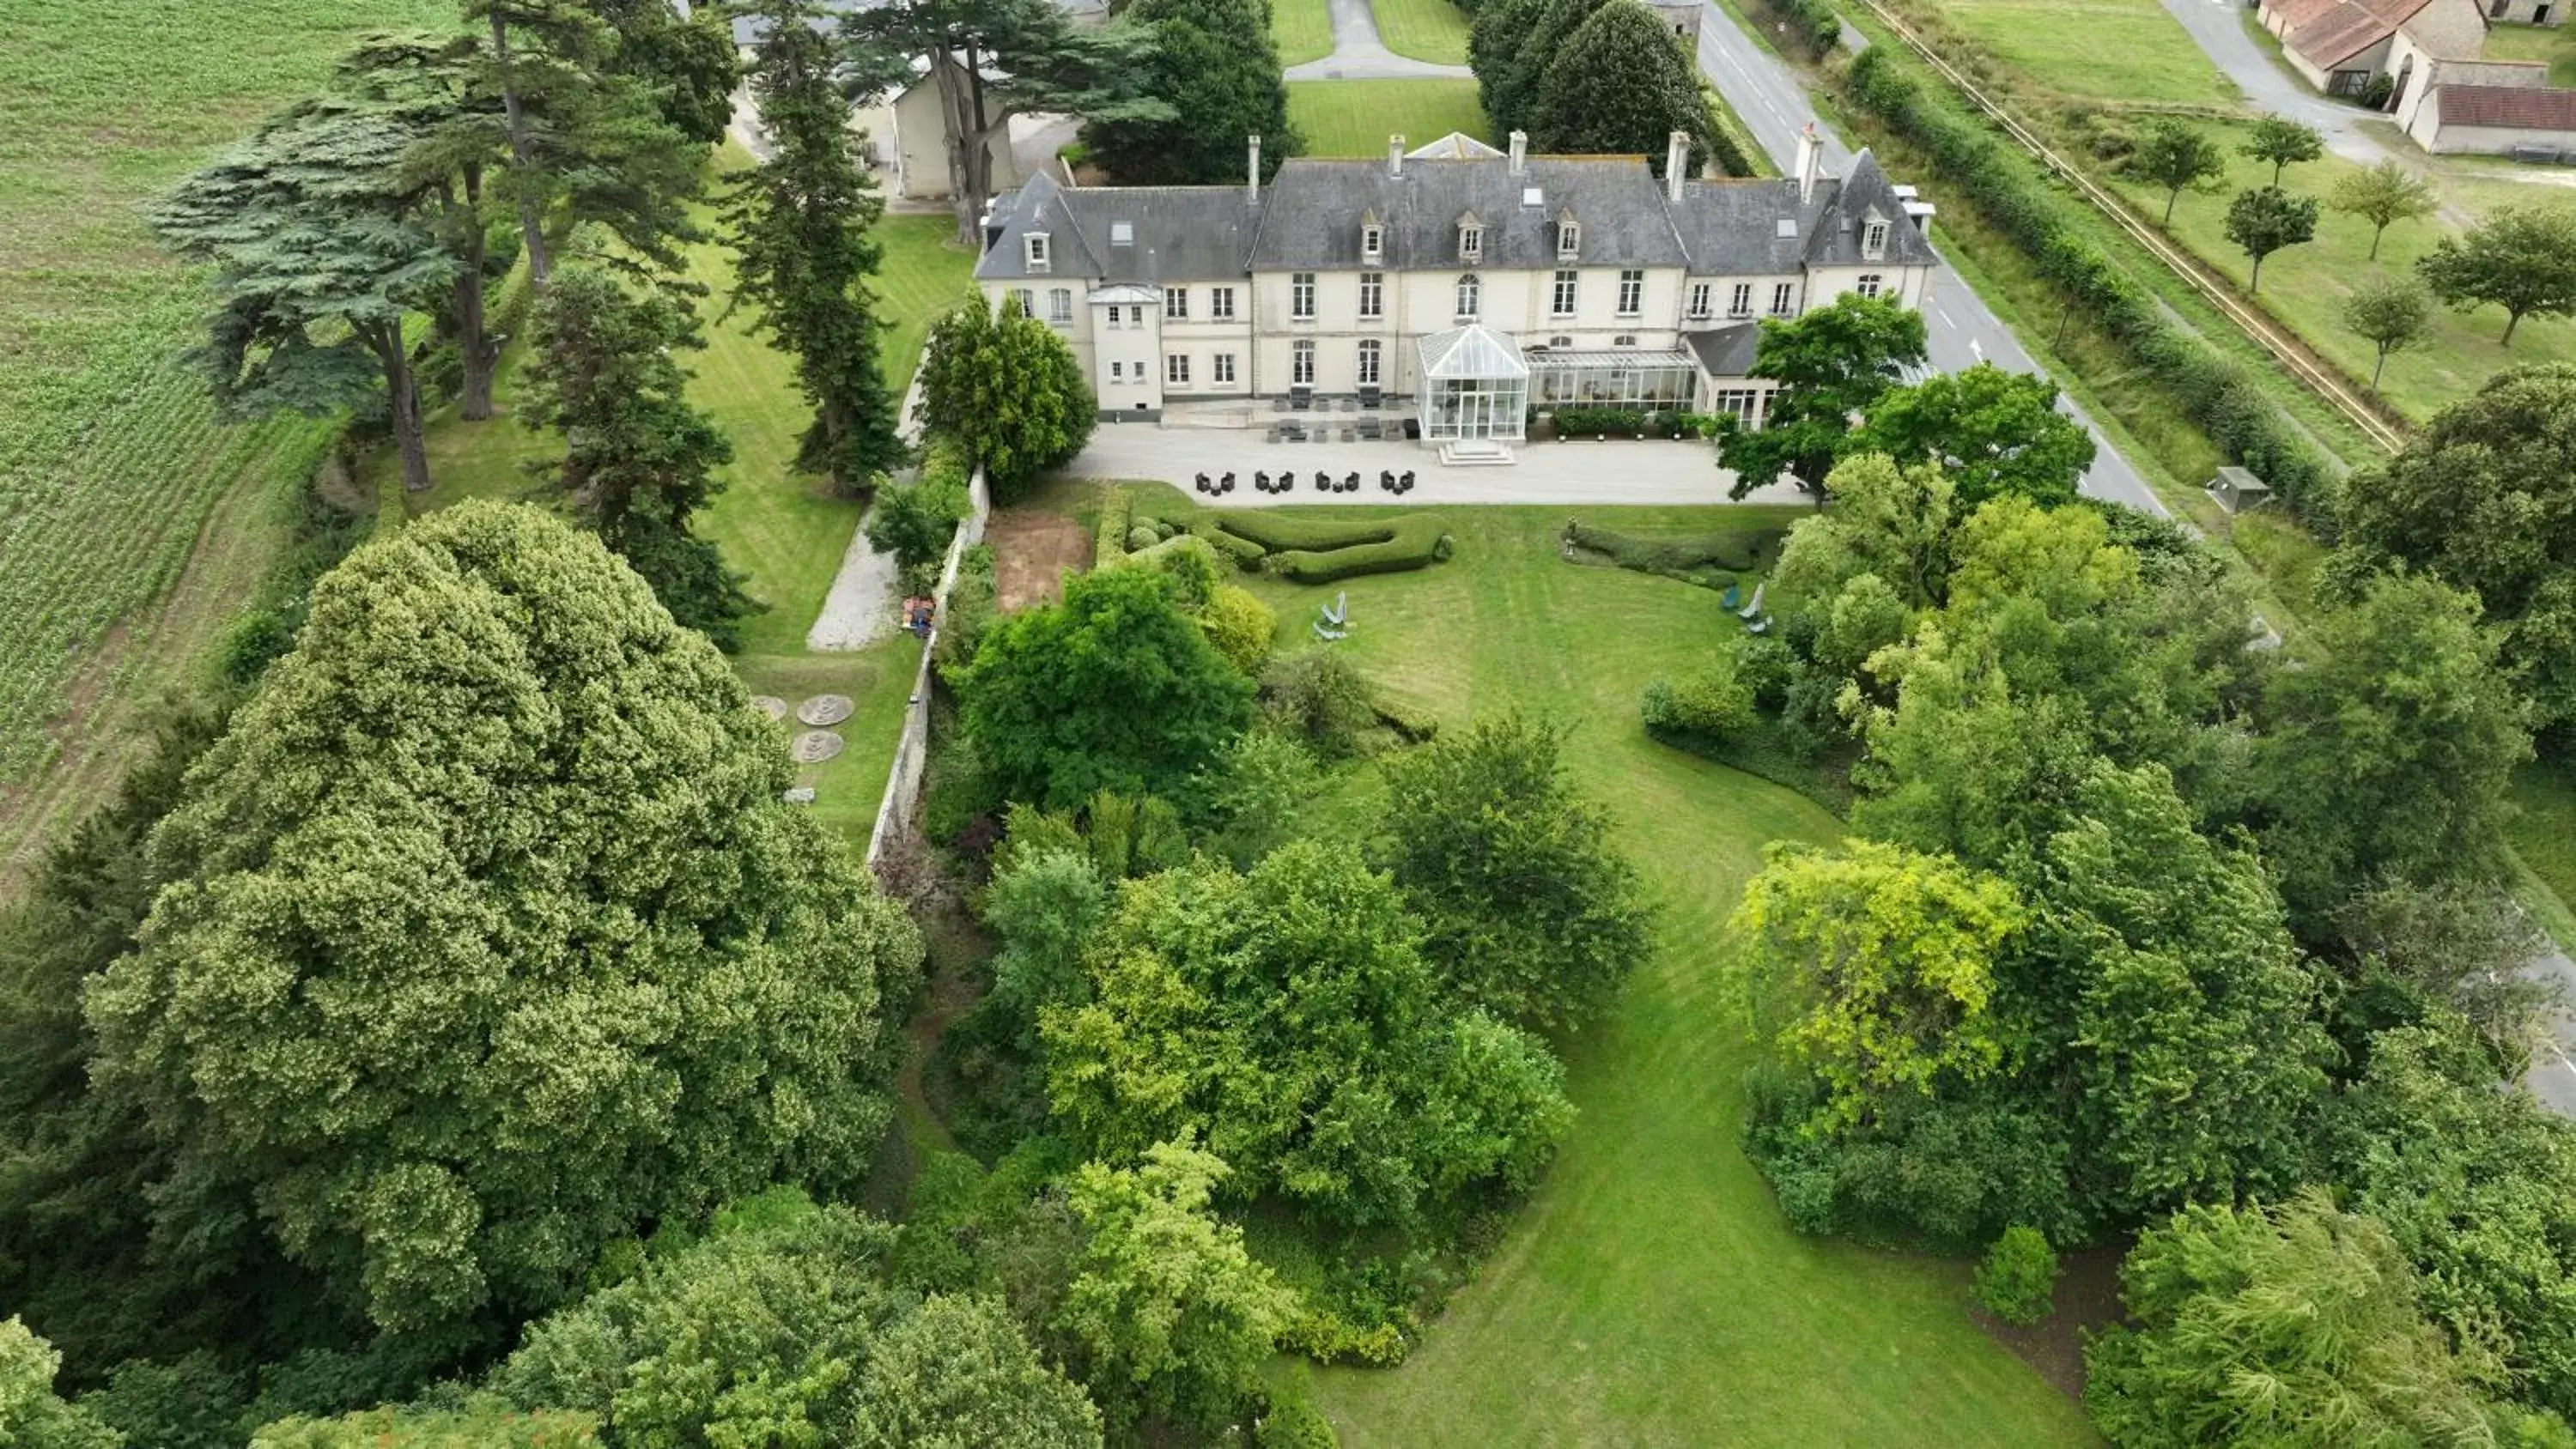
(1794, 123), (1820, 203)
(1509, 130), (1528, 174)
(1665, 130), (1690, 203)
(1248, 134), (1261, 203)
(1388, 134), (1406, 178)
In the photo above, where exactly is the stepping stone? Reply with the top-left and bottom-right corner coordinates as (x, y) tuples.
(751, 694), (790, 722)
(796, 694), (854, 726)
(790, 730), (845, 764)
(781, 786), (817, 804)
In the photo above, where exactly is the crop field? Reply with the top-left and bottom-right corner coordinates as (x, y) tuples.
(0, 0), (454, 871)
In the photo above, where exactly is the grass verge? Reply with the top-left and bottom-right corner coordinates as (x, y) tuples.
(1934, 0), (2236, 106)
(1274, 0), (1338, 67)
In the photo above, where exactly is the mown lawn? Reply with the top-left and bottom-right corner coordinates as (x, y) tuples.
(2103, 118), (2576, 423)
(1373, 0), (1471, 65)
(1935, 0), (2236, 106)
(1273, 0), (1336, 66)
(380, 168), (972, 845)
(2480, 20), (2576, 87)
(1114, 497), (2094, 1446)
(1289, 80), (1491, 155)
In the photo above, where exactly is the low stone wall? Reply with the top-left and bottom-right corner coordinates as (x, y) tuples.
(865, 463), (990, 869)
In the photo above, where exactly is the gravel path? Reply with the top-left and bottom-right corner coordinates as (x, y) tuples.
(807, 506), (900, 651)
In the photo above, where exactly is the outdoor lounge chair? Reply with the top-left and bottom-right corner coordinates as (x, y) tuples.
(1736, 581), (1766, 620)
(1321, 591), (1348, 627)
(1720, 584), (1740, 610)
(1313, 621), (1347, 642)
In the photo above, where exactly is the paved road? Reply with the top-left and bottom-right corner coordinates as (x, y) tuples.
(1286, 0), (1475, 80)
(2529, 946), (2576, 1115)
(2156, 0), (2404, 164)
(1695, 0), (2169, 516)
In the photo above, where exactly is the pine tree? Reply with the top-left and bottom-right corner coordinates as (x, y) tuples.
(519, 265), (756, 647)
(152, 82), (459, 492)
(723, 0), (905, 492)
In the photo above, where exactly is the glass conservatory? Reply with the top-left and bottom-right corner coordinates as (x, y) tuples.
(1415, 324), (1528, 444)
(1529, 349), (1699, 409)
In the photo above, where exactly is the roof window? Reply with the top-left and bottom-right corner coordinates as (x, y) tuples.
(1109, 221), (1133, 246)
(1775, 219), (1796, 239)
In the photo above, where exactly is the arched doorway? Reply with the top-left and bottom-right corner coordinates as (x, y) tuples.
(2390, 52), (2414, 112)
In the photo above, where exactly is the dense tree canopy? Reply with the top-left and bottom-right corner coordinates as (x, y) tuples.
(917, 292), (1097, 505)
(2224, 185), (2318, 294)
(2252, 570), (2530, 923)
(0, 1318), (119, 1449)
(519, 264), (753, 646)
(1528, 0), (1711, 172)
(1375, 715), (1651, 1031)
(1849, 364), (2095, 507)
(1042, 842), (1574, 1227)
(1079, 0), (1294, 185)
(1719, 295), (1928, 500)
(961, 564), (1255, 809)
(496, 1193), (1098, 1446)
(2130, 120), (2224, 226)
(81, 502), (920, 1346)
(2332, 362), (2576, 731)
(2085, 1192), (2568, 1449)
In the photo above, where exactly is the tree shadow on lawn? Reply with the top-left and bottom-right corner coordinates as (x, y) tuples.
(1970, 1243), (2128, 1404)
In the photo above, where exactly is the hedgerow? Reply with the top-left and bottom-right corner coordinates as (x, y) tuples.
(1840, 45), (2341, 524)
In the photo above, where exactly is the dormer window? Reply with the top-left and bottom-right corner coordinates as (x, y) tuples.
(1457, 213), (1484, 263)
(1556, 212), (1580, 260)
(1362, 211), (1384, 262)
(1862, 217), (1889, 259)
(1024, 232), (1051, 273)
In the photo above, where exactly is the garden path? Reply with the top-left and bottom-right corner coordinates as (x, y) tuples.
(1285, 0), (1474, 81)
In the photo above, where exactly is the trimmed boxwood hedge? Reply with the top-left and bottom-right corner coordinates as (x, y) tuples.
(1841, 45), (2342, 525)
(1093, 489), (1133, 567)
(1212, 513), (1401, 552)
(1193, 521), (1267, 570)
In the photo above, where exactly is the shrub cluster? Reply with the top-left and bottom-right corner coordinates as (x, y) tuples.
(1207, 513), (1454, 584)
(1841, 46), (2340, 523)
(1749, 0), (1843, 58)
(1093, 489), (1133, 567)
(1567, 519), (1781, 589)
(1547, 407), (1687, 439)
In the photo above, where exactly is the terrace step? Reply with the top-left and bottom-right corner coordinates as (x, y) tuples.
(1438, 440), (1516, 467)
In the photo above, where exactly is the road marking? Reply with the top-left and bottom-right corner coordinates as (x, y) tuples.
(1970, 337), (1984, 361)
(1932, 304), (1955, 330)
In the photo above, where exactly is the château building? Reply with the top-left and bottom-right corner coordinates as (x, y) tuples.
(971, 126), (1936, 446)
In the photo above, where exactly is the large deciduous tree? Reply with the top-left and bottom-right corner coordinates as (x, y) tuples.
(724, 0), (906, 493)
(841, 0), (1171, 244)
(587, 0), (741, 146)
(917, 292), (1096, 503)
(2418, 202), (2576, 344)
(1718, 294), (1928, 500)
(1849, 363), (2096, 507)
(2344, 273), (2433, 389)
(1529, 0), (1712, 172)
(1375, 714), (1652, 1031)
(1042, 842), (1575, 1227)
(2332, 362), (2576, 731)
(518, 264), (755, 647)
(1481, 0), (1607, 138)
(0, 1318), (119, 1449)
(82, 502), (921, 1345)
(153, 82), (460, 494)
(1079, 0), (1294, 185)
(961, 564), (1255, 809)
(2252, 570), (2531, 924)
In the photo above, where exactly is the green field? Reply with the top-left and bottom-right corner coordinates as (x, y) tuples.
(0, 0), (454, 874)
(1104, 499), (2096, 1446)
(2104, 120), (2576, 423)
(1289, 80), (1492, 155)
(1373, 0), (1472, 65)
(384, 172), (974, 844)
(1274, 0), (1337, 66)
(1936, 0), (2237, 106)
(2480, 21), (2576, 86)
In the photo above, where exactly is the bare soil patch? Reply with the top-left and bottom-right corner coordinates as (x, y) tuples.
(987, 509), (1091, 613)
(1972, 1243), (2128, 1405)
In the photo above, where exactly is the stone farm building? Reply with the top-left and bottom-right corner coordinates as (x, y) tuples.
(2258, 0), (2576, 155)
(971, 129), (1937, 446)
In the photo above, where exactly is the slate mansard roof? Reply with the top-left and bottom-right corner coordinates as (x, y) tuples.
(974, 149), (1935, 284)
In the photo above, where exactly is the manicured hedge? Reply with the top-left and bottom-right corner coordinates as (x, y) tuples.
(1212, 513), (1401, 552)
(1270, 521), (1454, 583)
(1093, 489), (1133, 567)
(1842, 45), (2341, 524)
(1568, 520), (1783, 586)
(1193, 520), (1268, 570)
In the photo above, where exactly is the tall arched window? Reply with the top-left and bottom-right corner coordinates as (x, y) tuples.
(1455, 274), (1480, 318)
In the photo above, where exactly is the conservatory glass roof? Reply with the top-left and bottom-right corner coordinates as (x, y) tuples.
(1415, 324), (1528, 380)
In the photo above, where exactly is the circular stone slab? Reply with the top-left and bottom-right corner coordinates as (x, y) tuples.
(796, 694), (854, 726)
(790, 729), (846, 764)
(751, 694), (790, 723)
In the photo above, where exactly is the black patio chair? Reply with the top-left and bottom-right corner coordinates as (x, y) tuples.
(1254, 470), (1269, 492)
(1194, 472), (1210, 494)
(1220, 471), (1236, 494)
(1344, 471), (1360, 493)
(1314, 470), (1331, 492)
(1400, 469), (1417, 494)
(1380, 470), (1396, 493)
